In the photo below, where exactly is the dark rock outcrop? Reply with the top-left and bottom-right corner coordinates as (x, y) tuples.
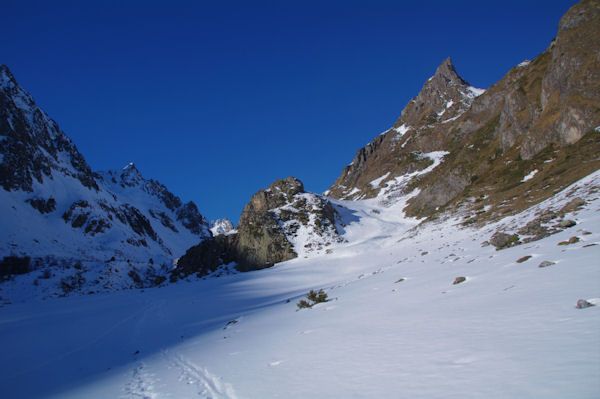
(25, 197), (56, 214)
(0, 65), (98, 192)
(175, 177), (341, 277)
(490, 232), (520, 249)
(576, 299), (595, 309)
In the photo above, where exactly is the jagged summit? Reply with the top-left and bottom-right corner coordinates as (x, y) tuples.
(432, 57), (470, 86)
(0, 65), (15, 86)
(327, 0), (599, 223)
(397, 57), (483, 128)
(0, 65), (98, 192)
(326, 59), (484, 200)
(210, 218), (236, 236)
(118, 162), (144, 187)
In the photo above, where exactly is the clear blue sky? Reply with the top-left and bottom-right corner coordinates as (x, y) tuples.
(2, 0), (576, 223)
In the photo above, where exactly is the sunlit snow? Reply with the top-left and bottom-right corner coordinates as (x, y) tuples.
(521, 169), (539, 182)
(1, 171), (599, 399)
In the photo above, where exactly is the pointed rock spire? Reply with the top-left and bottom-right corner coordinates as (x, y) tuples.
(0, 65), (15, 86)
(432, 57), (470, 87)
(120, 162), (144, 186)
(397, 57), (474, 127)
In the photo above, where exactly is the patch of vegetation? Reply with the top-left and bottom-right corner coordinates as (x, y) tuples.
(296, 289), (328, 310)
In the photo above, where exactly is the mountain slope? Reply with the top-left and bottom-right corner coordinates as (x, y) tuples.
(327, 0), (600, 223)
(1, 168), (598, 399)
(0, 65), (211, 293)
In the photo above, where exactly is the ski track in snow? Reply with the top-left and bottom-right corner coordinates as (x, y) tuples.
(1, 170), (600, 398)
(166, 351), (238, 399)
(123, 362), (158, 399)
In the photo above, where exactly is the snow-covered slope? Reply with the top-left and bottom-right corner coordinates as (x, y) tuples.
(210, 218), (236, 236)
(1, 170), (598, 398)
(0, 66), (211, 293)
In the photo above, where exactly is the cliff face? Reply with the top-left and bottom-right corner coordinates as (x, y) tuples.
(327, 0), (600, 221)
(174, 177), (343, 277)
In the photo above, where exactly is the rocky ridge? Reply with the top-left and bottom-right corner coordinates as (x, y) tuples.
(0, 67), (211, 292)
(174, 177), (343, 278)
(327, 0), (600, 223)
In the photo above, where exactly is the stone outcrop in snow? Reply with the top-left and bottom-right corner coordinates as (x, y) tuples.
(174, 177), (343, 277)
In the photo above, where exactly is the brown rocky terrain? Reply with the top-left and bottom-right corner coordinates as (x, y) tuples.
(174, 177), (342, 277)
(327, 0), (600, 223)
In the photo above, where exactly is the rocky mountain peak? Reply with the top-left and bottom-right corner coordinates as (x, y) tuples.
(328, 0), (599, 222)
(268, 176), (304, 197)
(210, 218), (236, 236)
(120, 162), (143, 187)
(0, 65), (16, 87)
(432, 57), (469, 87)
(397, 57), (481, 128)
(0, 66), (99, 192)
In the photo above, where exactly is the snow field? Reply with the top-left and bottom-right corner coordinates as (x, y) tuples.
(0, 171), (599, 398)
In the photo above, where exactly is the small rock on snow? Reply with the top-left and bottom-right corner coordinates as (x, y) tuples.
(538, 260), (556, 268)
(575, 299), (595, 309)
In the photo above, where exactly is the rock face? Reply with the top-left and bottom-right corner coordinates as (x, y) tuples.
(175, 177), (342, 277)
(0, 66), (211, 276)
(0, 65), (98, 193)
(232, 177), (302, 270)
(327, 1), (600, 222)
(327, 56), (484, 202)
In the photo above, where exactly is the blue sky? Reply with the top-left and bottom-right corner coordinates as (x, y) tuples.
(2, 0), (576, 223)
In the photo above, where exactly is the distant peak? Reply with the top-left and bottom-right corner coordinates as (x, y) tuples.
(0, 65), (17, 88)
(119, 162), (143, 186)
(123, 162), (136, 170)
(431, 57), (469, 87)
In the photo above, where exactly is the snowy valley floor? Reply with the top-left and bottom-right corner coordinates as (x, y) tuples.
(1, 172), (600, 398)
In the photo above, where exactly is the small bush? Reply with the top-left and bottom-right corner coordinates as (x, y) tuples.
(306, 289), (328, 304)
(297, 299), (312, 309)
(297, 289), (328, 310)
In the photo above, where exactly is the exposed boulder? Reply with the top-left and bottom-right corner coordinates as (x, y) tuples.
(452, 276), (466, 285)
(576, 299), (595, 309)
(558, 219), (577, 228)
(560, 197), (586, 214)
(558, 236), (580, 245)
(489, 232), (520, 249)
(538, 260), (555, 268)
